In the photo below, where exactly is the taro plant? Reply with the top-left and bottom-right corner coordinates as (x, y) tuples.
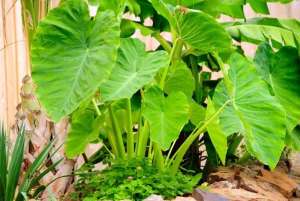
(0, 124), (63, 201)
(31, 0), (300, 193)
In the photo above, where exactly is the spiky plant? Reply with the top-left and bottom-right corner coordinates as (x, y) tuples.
(0, 123), (62, 201)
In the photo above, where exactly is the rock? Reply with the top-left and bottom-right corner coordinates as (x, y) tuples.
(289, 152), (300, 176)
(172, 196), (196, 201)
(207, 167), (289, 201)
(210, 187), (287, 201)
(257, 168), (298, 198)
(192, 189), (228, 201)
(144, 195), (164, 201)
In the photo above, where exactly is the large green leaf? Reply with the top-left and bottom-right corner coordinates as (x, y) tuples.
(31, 0), (120, 122)
(192, 0), (245, 18)
(100, 38), (168, 102)
(149, 0), (176, 28)
(142, 86), (190, 150)
(164, 61), (195, 98)
(166, 0), (293, 18)
(65, 108), (103, 158)
(206, 98), (227, 165)
(213, 53), (286, 169)
(189, 100), (206, 126)
(226, 18), (300, 48)
(254, 44), (300, 131)
(247, 0), (269, 14)
(176, 10), (232, 54)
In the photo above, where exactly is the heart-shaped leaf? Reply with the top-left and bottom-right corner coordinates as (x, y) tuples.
(164, 61), (195, 98)
(100, 38), (169, 101)
(189, 100), (206, 126)
(65, 108), (104, 158)
(213, 53), (286, 169)
(176, 10), (232, 54)
(31, 0), (120, 122)
(254, 44), (300, 132)
(142, 86), (190, 150)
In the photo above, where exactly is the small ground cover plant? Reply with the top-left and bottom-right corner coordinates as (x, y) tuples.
(69, 159), (199, 200)
(30, 0), (300, 200)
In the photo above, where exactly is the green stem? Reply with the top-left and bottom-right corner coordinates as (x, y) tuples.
(190, 56), (201, 103)
(92, 99), (118, 157)
(165, 141), (175, 166)
(152, 32), (172, 53)
(126, 98), (134, 159)
(147, 140), (153, 162)
(212, 53), (232, 96)
(169, 100), (231, 174)
(107, 131), (119, 157)
(137, 121), (149, 158)
(108, 105), (126, 159)
(153, 143), (164, 170)
(159, 38), (184, 89)
(102, 142), (115, 159)
(92, 98), (101, 116)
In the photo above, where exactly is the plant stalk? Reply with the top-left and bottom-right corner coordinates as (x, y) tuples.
(125, 98), (134, 159)
(137, 121), (149, 158)
(212, 53), (233, 96)
(190, 56), (202, 103)
(153, 143), (164, 170)
(108, 105), (126, 159)
(169, 100), (231, 174)
(159, 38), (184, 89)
(152, 32), (172, 53)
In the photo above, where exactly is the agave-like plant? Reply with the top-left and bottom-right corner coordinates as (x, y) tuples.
(0, 123), (62, 201)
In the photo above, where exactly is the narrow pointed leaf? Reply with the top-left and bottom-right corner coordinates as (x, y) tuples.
(19, 140), (56, 195)
(32, 0), (120, 121)
(6, 126), (25, 201)
(0, 124), (7, 201)
(143, 86), (190, 150)
(100, 38), (169, 101)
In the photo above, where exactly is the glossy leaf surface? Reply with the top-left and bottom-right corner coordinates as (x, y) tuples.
(213, 53), (286, 169)
(143, 86), (190, 150)
(254, 44), (300, 131)
(101, 38), (168, 101)
(176, 10), (232, 54)
(32, 0), (120, 121)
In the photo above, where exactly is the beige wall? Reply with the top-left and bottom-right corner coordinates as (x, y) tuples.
(0, 0), (299, 127)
